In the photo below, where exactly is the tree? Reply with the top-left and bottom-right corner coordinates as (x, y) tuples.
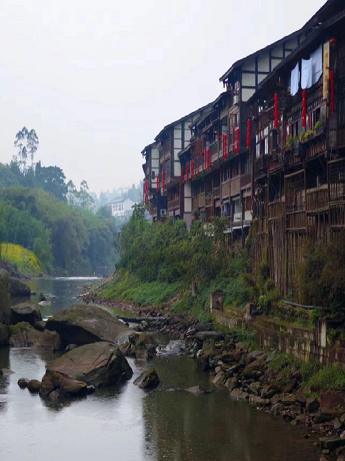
(14, 127), (39, 172)
(35, 162), (68, 201)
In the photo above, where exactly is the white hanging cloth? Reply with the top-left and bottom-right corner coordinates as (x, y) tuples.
(311, 45), (323, 85)
(301, 58), (312, 89)
(290, 62), (299, 96)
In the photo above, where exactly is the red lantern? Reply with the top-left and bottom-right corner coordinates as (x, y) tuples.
(330, 70), (335, 113)
(191, 159), (195, 179)
(217, 135), (222, 140)
(156, 174), (159, 192)
(302, 89), (307, 129)
(246, 119), (251, 149)
(223, 134), (228, 160)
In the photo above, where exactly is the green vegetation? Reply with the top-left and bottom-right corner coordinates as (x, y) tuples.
(267, 351), (345, 391)
(98, 203), (256, 321)
(1, 243), (41, 276)
(297, 232), (345, 310)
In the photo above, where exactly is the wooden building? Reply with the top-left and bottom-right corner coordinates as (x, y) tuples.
(249, 0), (345, 295)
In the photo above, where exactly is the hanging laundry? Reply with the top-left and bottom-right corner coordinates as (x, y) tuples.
(290, 62), (299, 96)
(301, 58), (312, 89)
(311, 45), (323, 85)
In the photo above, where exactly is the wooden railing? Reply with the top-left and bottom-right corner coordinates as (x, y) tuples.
(230, 177), (241, 196)
(330, 202), (345, 228)
(221, 181), (230, 199)
(268, 201), (285, 219)
(306, 186), (329, 213)
(205, 194), (213, 207)
(168, 197), (180, 210)
(213, 186), (221, 198)
(241, 173), (251, 189)
(286, 211), (307, 230)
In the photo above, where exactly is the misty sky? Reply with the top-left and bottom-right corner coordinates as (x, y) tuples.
(0, 0), (325, 195)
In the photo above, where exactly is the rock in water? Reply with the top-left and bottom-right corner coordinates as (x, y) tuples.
(0, 269), (10, 325)
(43, 341), (133, 389)
(9, 278), (31, 297)
(10, 322), (61, 351)
(46, 305), (131, 346)
(10, 303), (42, 326)
(134, 368), (160, 389)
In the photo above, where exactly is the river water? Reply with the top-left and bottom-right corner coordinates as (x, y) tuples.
(0, 278), (320, 461)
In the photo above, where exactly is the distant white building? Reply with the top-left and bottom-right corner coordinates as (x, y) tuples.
(110, 197), (136, 219)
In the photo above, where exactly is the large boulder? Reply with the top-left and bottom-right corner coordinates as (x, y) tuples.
(10, 322), (61, 351)
(9, 278), (31, 297)
(46, 305), (131, 346)
(39, 370), (89, 400)
(0, 323), (10, 346)
(0, 269), (10, 325)
(321, 390), (345, 411)
(10, 303), (42, 326)
(43, 341), (133, 389)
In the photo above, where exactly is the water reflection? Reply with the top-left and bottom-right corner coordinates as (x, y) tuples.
(142, 355), (319, 461)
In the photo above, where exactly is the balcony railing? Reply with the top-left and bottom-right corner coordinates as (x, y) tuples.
(286, 210), (307, 230)
(205, 194), (213, 207)
(306, 186), (329, 213)
(213, 186), (221, 198)
(268, 200), (285, 219)
(168, 197), (180, 210)
(230, 177), (240, 196)
(221, 180), (230, 199)
(240, 173), (251, 189)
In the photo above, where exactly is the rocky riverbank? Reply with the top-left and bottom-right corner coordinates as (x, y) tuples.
(83, 293), (345, 460)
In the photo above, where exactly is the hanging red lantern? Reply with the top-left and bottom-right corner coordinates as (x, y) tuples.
(191, 159), (195, 179)
(302, 89), (307, 129)
(330, 70), (335, 113)
(246, 119), (251, 149)
(156, 174), (159, 192)
(217, 134), (222, 141)
(223, 134), (228, 160)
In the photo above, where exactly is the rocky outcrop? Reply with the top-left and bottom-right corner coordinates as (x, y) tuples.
(121, 332), (156, 361)
(10, 303), (42, 326)
(0, 269), (10, 326)
(42, 341), (133, 389)
(39, 371), (90, 399)
(9, 278), (31, 297)
(45, 305), (131, 346)
(134, 368), (160, 389)
(10, 322), (61, 351)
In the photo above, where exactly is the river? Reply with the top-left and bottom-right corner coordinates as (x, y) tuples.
(0, 278), (320, 461)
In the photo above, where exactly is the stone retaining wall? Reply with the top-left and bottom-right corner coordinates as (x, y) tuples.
(212, 307), (345, 365)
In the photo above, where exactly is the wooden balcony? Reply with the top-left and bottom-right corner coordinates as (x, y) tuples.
(205, 194), (213, 207)
(330, 202), (345, 228)
(268, 201), (285, 220)
(199, 192), (205, 208)
(194, 139), (203, 157)
(230, 177), (240, 197)
(209, 141), (220, 163)
(168, 197), (180, 211)
(213, 186), (221, 198)
(300, 127), (327, 160)
(221, 180), (230, 199)
(306, 186), (329, 214)
(241, 173), (251, 189)
(286, 210), (306, 231)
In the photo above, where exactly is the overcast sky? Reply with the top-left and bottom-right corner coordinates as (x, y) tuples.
(0, 0), (325, 195)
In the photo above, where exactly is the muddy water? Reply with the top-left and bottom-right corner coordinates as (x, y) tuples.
(0, 278), (320, 461)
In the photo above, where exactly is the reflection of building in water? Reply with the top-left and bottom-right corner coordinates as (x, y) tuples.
(109, 197), (136, 219)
